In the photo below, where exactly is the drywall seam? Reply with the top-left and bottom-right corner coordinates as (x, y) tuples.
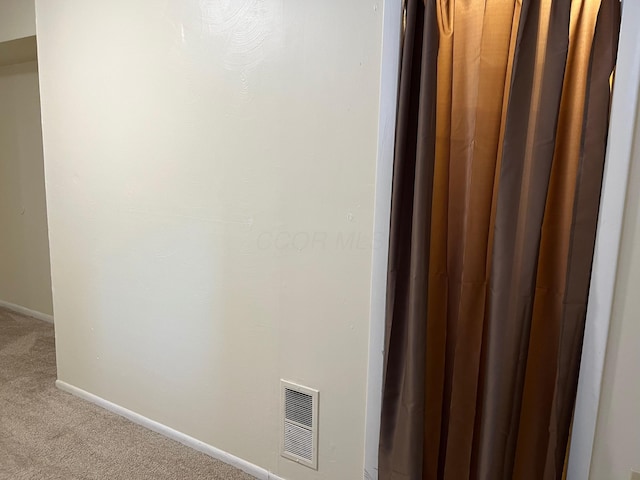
(0, 299), (54, 323)
(567, 1), (640, 478)
(55, 380), (286, 480)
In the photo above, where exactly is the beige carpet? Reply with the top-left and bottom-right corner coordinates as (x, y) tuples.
(0, 307), (255, 480)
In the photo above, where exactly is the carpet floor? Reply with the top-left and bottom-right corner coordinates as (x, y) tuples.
(0, 307), (255, 480)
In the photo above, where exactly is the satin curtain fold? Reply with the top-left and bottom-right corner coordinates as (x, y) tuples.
(379, 1), (620, 479)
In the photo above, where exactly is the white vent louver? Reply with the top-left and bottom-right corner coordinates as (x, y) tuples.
(281, 380), (319, 470)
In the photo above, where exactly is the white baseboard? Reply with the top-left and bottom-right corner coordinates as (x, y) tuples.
(0, 299), (54, 324)
(55, 380), (286, 480)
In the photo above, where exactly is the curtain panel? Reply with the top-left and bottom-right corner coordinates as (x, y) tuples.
(379, 1), (621, 479)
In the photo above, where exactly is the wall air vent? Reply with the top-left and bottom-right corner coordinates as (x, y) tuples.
(281, 380), (319, 470)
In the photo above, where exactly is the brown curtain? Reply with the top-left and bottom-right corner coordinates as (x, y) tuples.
(379, 0), (621, 479)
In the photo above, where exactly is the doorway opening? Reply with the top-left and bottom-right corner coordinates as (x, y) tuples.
(0, 35), (53, 324)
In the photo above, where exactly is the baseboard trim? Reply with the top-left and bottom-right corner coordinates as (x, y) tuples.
(55, 380), (285, 480)
(0, 299), (54, 324)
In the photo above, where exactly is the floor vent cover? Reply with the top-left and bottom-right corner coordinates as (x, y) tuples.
(281, 380), (318, 470)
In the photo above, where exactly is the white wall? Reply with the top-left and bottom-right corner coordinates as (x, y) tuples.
(0, 0), (36, 42)
(0, 60), (53, 317)
(35, 1), (385, 479)
(589, 94), (640, 479)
